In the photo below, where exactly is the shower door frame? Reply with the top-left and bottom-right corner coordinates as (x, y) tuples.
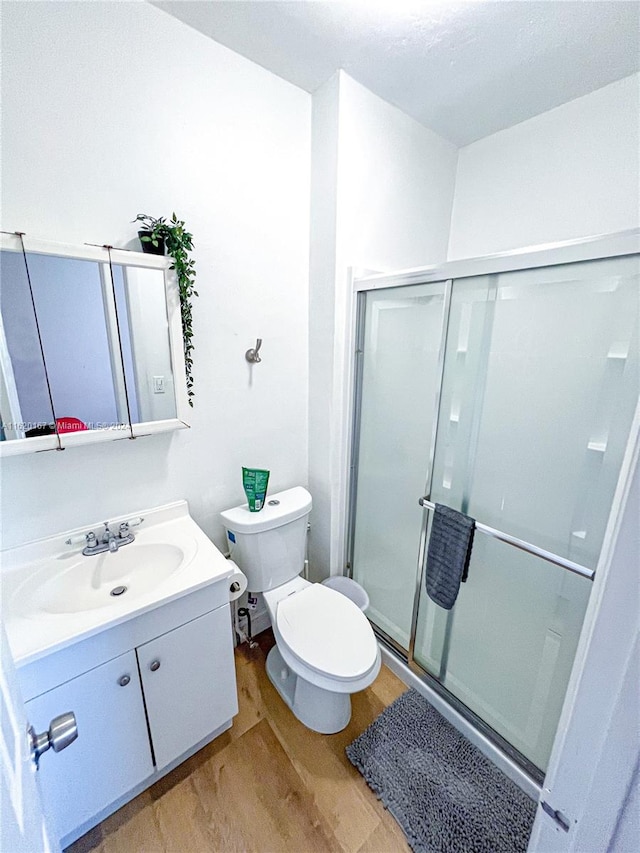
(344, 228), (640, 782)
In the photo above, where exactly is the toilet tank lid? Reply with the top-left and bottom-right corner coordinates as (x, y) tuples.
(220, 486), (312, 534)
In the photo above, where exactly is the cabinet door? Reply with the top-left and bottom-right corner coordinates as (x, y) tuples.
(137, 606), (238, 771)
(25, 650), (153, 843)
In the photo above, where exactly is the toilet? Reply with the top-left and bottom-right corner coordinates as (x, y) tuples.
(221, 486), (380, 733)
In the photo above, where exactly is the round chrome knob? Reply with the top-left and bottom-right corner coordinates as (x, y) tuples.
(149, 660), (161, 672)
(118, 674), (130, 687)
(28, 712), (78, 769)
(48, 712), (78, 753)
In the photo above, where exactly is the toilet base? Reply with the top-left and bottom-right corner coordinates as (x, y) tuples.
(266, 645), (352, 734)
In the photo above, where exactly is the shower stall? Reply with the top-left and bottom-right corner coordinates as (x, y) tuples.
(347, 231), (639, 780)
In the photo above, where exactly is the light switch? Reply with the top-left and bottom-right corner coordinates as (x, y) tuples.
(153, 376), (165, 394)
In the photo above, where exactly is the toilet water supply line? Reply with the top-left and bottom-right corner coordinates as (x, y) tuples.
(230, 521), (311, 647)
(303, 521), (311, 580)
(223, 551), (256, 647)
(235, 601), (258, 649)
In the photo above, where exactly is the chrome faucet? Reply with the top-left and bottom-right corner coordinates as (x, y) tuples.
(106, 523), (119, 553)
(82, 521), (135, 556)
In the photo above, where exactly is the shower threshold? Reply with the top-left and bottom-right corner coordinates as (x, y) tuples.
(375, 631), (544, 800)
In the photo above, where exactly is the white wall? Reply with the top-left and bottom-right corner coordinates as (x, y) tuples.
(308, 73), (341, 583)
(336, 75), (458, 272)
(308, 72), (458, 578)
(0, 0), (311, 551)
(448, 73), (640, 259)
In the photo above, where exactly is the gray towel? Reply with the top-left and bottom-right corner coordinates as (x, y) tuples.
(425, 504), (475, 610)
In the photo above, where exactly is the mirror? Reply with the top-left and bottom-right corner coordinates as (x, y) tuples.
(0, 234), (189, 455)
(111, 263), (178, 427)
(0, 235), (58, 449)
(25, 251), (130, 436)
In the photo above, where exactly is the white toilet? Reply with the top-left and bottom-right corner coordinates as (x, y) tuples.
(221, 486), (380, 733)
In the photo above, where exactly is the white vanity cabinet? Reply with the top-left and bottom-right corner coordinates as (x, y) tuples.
(25, 650), (154, 842)
(18, 585), (238, 848)
(137, 607), (238, 770)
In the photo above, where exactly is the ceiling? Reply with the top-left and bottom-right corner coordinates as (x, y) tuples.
(152, 1), (640, 146)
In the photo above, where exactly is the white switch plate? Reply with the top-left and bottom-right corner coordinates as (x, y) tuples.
(153, 376), (165, 394)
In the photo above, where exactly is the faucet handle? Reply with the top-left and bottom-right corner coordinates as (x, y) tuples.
(65, 530), (96, 547)
(86, 531), (97, 547)
(118, 522), (130, 538)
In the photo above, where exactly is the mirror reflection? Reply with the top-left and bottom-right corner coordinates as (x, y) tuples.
(25, 252), (130, 436)
(0, 244), (57, 440)
(111, 264), (177, 425)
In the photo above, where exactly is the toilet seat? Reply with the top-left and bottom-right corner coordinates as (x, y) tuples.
(276, 583), (378, 682)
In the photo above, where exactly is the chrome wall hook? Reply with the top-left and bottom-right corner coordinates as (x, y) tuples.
(245, 338), (262, 364)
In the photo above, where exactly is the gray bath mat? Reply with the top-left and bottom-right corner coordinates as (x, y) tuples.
(347, 689), (536, 853)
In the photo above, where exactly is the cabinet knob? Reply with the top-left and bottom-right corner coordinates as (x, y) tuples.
(118, 674), (131, 687)
(149, 660), (161, 672)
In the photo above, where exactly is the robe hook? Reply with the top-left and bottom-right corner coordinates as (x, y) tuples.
(245, 338), (262, 364)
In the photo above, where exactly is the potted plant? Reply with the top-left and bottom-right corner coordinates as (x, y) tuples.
(133, 213), (168, 255)
(132, 212), (198, 406)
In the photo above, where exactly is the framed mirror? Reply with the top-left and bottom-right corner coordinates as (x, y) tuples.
(0, 233), (189, 456)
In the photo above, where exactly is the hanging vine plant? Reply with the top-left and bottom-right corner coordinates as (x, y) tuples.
(133, 212), (198, 406)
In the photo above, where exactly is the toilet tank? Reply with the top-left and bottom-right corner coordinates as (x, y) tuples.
(220, 486), (312, 592)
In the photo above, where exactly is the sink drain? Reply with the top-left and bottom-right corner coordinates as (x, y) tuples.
(110, 585), (127, 597)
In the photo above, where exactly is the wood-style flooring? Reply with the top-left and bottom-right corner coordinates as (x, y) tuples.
(67, 630), (410, 853)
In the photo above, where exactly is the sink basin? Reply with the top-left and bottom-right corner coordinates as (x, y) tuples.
(2, 500), (236, 666)
(12, 539), (197, 617)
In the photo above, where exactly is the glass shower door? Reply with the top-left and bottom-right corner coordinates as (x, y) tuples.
(414, 255), (639, 771)
(350, 252), (639, 775)
(351, 281), (448, 649)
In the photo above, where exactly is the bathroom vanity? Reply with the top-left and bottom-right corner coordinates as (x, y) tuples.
(1, 502), (239, 848)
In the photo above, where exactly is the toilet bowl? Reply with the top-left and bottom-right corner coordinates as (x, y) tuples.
(220, 486), (380, 733)
(263, 577), (381, 732)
